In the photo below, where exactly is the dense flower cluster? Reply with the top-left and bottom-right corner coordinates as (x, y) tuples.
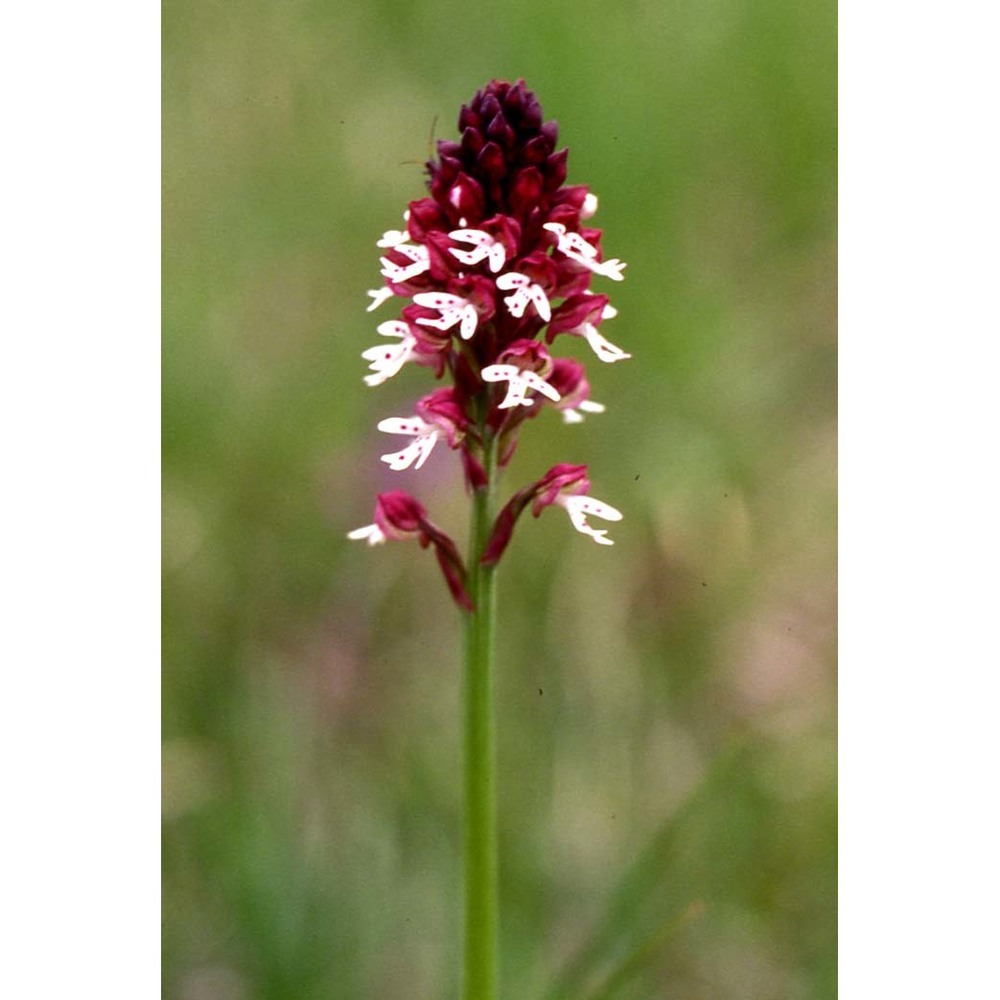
(349, 80), (628, 608)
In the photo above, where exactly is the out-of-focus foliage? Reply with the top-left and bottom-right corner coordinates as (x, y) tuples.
(163, 0), (836, 997)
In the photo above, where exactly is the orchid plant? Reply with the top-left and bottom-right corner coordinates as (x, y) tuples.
(348, 79), (629, 1000)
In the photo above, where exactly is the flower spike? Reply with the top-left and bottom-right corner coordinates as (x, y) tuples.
(354, 80), (627, 604)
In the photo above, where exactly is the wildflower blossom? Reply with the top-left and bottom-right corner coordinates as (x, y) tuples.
(350, 79), (631, 607)
(481, 464), (623, 565)
(495, 271), (552, 322)
(543, 222), (627, 281)
(448, 228), (508, 272)
(361, 320), (418, 386)
(348, 491), (472, 609)
(377, 416), (441, 470)
(379, 243), (431, 283)
(481, 364), (561, 409)
(376, 387), (468, 470)
(413, 291), (480, 340)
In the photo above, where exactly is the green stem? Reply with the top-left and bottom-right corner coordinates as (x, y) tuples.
(462, 429), (499, 1000)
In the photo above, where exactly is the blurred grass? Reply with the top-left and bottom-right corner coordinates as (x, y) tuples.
(163, 0), (836, 997)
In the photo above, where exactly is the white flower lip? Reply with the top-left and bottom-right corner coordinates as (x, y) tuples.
(366, 287), (395, 312)
(495, 272), (551, 322)
(379, 243), (431, 283)
(448, 229), (507, 273)
(361, 321), (417, 386)
(559, 494), (623, 546)
(560, 399), (605, 424)
(581, 323), (631, 363)
(481, 364), (561, 409)
(413, 292), (480, 340)
(376, 212), (412, 249)
(543, 222), (627, 281)
(376, 416), (440, 471)
(347, 523), (386, 545)
(376, 228), (410, 249)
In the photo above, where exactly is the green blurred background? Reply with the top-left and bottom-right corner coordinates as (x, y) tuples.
(163, 0), (836, 997)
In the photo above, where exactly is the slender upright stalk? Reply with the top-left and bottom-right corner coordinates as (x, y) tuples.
(462, 428), (498, 1000)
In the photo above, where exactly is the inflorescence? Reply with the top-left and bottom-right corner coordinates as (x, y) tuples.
(349, 79), (629, 609)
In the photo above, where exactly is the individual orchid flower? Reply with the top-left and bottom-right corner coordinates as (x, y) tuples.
(543, 221), (627, 281)
(348, 491), (471, 609)
(448, 229), (507, 273)
(377, 416), (441, 470)
(481, 364), (561, 409)
(412, 291), (480, 340)
(361, 320), (418, 386)
(481, 463), (622, 565)
(495, 271), (552, 322)
(544, 293), (630, 363)
(380, 243), (431, 283)
(376, 388), (468, 470)
(529, 464), (622, 545)
(347, 490), (436, 545)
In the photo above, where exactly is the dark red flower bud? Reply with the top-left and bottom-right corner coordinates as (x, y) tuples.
(461, 126), (485, 158)
(509, 167), (544, 218)
(477, 141), (507, 182)
(406, 197), (449, 241)
(375, 490), (428, 538)
(543, 149), (569, 192)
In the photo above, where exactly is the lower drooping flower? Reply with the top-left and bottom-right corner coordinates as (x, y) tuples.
(480, 463), (622, 566)
(348, 491), (472, 610)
